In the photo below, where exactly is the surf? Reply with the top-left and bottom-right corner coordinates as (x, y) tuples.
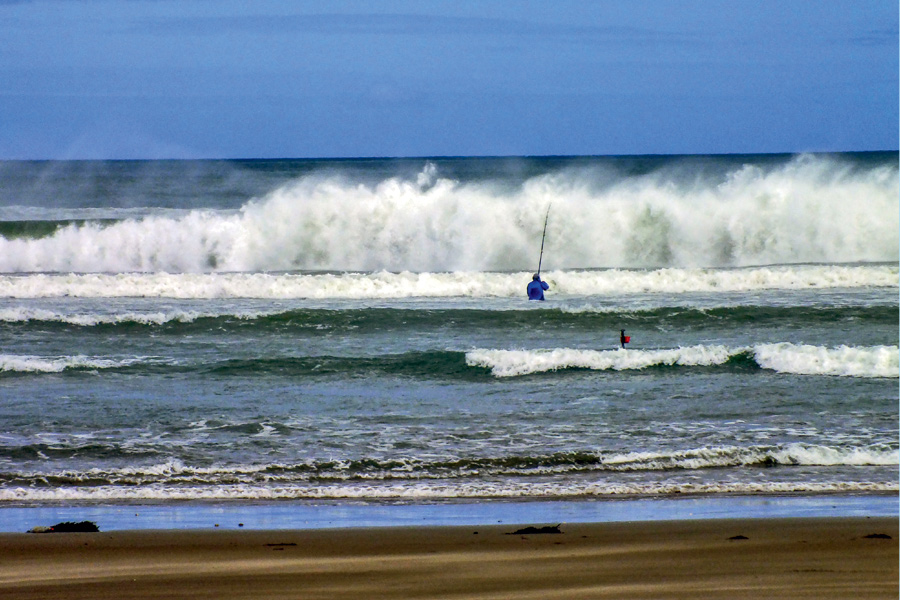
(1, 442), (896, 502)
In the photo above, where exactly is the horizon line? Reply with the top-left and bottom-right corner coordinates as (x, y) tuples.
(1, 149), (897, 162)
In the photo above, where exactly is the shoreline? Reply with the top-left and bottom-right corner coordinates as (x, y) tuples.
(2, 493), (896, 533)
(1, 516), (896, 599)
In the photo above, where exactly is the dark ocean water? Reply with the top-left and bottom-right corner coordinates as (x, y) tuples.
(0, 152), (897, 506)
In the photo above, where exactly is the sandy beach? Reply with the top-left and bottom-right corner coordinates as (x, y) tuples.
(0, 516), (895, 599)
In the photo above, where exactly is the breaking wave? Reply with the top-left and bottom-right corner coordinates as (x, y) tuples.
(467, 344), (899, 378)
(0, 354), (149, 374)
(0, 154), (896, 273)
(1, 443), (895, 501)
(2, 344), (895, 379)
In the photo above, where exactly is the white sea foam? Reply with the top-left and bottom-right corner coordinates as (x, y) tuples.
(467, 346), (734, 377)
(0, 354), (140, 373)
(0, 264), (894, 299)
(600, 443), (898, 470)
(769, 443), (899, 466)
(0, 306), (271, 326)
(0, 306), (203, 326)
(754, 343), (899, 378)
(0, 155), (896, 273)
(466, 344), (899, 378)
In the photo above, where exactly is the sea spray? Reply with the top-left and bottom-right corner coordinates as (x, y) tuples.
(1, 154), (896, 273)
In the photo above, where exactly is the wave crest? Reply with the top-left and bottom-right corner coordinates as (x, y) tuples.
(466, 343), (899, 378)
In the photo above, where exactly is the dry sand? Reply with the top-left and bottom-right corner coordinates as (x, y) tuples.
(0, 517), (896, 599)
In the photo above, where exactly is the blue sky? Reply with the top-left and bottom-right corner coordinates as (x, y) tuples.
(1, 0), (897, 159)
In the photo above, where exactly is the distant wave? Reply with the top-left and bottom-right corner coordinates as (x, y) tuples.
(0, 351), (474, 379)
(3, 343), (896, 379)
(0, 307), (217, 326)
(0, 154), (896, 273)
(467, 344), (899, 378)
(0, 354), (150, 374)
(0, 264), (894, 299)
(2, 304), (894, 332)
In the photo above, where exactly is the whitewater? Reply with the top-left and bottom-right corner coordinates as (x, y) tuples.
(0, 263), (894, 299)
(466, 344), (899, 378)
(0, 154), (896, 274)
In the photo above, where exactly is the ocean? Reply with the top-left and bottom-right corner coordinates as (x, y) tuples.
(0, 152), (897, 525)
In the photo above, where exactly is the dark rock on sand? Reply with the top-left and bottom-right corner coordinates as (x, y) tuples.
(29, 521), (100, 533)
(507, 524), (563, 535)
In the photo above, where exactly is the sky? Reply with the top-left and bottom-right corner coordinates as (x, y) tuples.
(0, 0), (897, 159)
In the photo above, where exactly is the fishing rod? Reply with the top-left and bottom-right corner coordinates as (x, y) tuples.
(536, 204), (551, 276)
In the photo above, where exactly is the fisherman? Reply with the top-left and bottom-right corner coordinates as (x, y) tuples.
(527, 273), (549, 301)
(529, 204), (552, 301)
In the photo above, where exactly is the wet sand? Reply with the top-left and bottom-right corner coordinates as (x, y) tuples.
(0, 517), (896, 599)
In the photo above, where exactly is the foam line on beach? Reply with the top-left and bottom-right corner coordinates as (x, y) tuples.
(1, 480), (896, 503)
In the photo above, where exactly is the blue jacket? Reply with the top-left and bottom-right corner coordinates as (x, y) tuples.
(527, 278), (549, 301)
